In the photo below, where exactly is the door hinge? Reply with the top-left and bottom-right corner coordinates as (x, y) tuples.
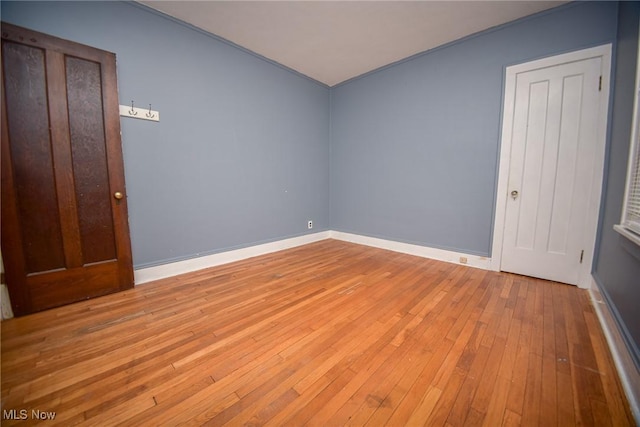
(580, 249), (584, 264)
(599, 76), (602, 91)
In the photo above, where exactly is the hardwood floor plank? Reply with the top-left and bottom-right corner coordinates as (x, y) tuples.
(385, 337), (453, 426)
(1, 240), (633, 426)
(425, 366), (468, 426)
(583, 308), (635, 426)
(482, 374), (511, 427)
(502, 408), (523, 427)
(406, 385), (443, 426)
(557, 370), (577, 426)
(470, 336), (507, 417)
(540, 354), (558, 425)
(521, 352), (543, 426)
(447, 341), (491, 425)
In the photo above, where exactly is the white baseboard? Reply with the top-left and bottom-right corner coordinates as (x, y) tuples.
(134, 231), (332, 285)
(589, 278), (640, 423)
(329, 231), (491, 270)
(135, 230), (492, 285)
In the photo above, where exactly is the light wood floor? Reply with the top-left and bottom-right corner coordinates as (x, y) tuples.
(1, 239), (634, 426)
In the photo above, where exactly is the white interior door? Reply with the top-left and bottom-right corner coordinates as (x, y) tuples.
(500, 54), (604, 285)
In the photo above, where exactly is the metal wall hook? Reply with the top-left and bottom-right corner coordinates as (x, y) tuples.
(119, 102), (159, 122)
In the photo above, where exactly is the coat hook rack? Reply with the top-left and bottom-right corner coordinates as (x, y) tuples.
(119, 100), (159, 122)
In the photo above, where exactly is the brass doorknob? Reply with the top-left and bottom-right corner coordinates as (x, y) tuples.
(114, 191), (124, 200)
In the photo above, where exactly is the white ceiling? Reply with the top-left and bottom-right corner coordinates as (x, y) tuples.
(140, 1), (567, 87)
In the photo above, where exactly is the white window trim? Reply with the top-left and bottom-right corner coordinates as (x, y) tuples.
(615, 18), (640, 247)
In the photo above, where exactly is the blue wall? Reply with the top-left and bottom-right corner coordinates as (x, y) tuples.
(330, 1), (618, 256)
(1, 1), (331, 268)
(593, 1), (640, 368)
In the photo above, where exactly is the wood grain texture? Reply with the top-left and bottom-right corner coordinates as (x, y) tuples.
(1, 240), (634, 426)
(46, 49), (84, 270)
(1, 22), (134, 316)
(1, 39), (66, 274)
(66, 55), (117, 264)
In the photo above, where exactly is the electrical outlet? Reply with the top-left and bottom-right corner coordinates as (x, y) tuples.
(307, 220), (313, 229)
(459, 257), (468, 264)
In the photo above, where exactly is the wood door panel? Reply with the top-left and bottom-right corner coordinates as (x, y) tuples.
(1, 23), (134, 316)
(66, 56), (117, 264)
(1, 40), (66, 274)
(28, 262), (121, 312)
(47, 50), (84, 268)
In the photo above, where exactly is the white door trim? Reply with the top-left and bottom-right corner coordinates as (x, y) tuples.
(491, 44), (612, 288)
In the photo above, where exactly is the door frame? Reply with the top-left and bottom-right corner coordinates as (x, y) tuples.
(491, 44), (612, 288)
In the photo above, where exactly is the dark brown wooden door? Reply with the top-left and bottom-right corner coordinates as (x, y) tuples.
(1, 23), (133, 316)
